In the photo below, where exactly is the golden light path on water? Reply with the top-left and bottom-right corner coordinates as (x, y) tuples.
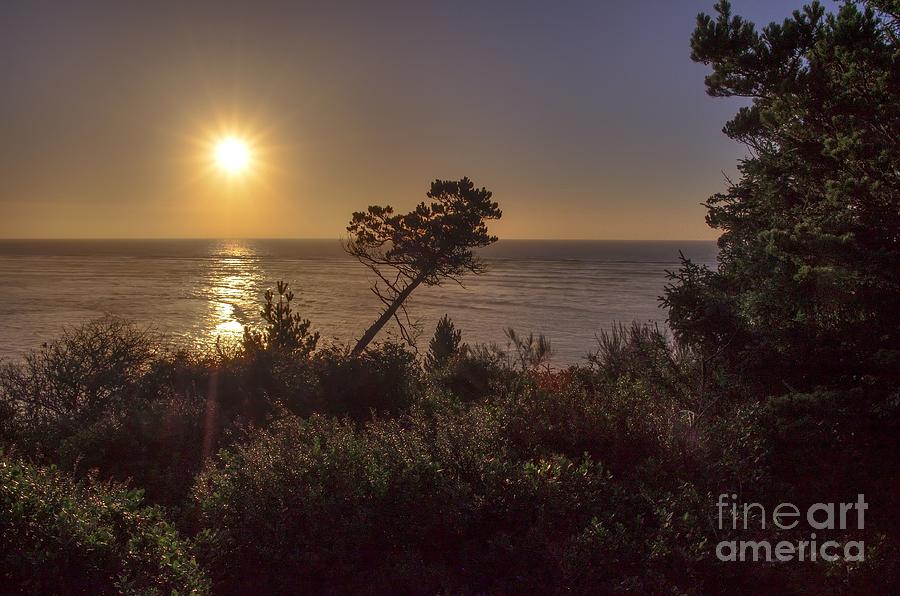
(206, 241), (262, 345)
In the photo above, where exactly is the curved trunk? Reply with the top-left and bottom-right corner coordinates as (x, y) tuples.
(351, 271), (427, 356)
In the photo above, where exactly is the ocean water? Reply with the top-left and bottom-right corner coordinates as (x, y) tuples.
(0, 239), (717, 365)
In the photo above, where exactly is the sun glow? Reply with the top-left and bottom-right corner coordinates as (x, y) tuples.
(186, 118), (277, 198)
(214, 136), (251, 175)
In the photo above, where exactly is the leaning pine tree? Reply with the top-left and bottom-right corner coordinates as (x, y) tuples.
(345, 177), (501, 356)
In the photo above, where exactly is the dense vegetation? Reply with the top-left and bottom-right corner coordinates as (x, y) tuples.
(0, 456), (208, 593)
(665, 0), (900, 394)
(1, 1), (898, 593)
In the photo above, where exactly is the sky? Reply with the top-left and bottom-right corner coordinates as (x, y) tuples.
(0, 0), (828, 240)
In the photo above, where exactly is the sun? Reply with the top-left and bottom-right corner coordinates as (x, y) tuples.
(214, 136), (251, 175)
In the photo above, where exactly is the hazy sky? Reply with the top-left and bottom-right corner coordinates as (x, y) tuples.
(0, 1), (825, 240)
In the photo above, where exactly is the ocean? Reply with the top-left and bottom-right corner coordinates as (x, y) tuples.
(0, 239), (717, 365)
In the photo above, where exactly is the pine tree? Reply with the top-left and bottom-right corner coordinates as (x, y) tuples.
(425, 315), (463, 373)
(345, 178), (501, 355)
(664, 1), (900, 391)
(243, 281), (319, 356)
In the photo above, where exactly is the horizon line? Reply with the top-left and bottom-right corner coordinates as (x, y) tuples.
(0, 236), (718, 243)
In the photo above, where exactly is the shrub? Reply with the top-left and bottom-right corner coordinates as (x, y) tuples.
(0, 323), (262, 508)
(192, 409), (634, 593)
(504, 327), (553, 372)
(427, 343), (516, 403)
(312, 342), (420, 419)
(498, 375), (684, 475)
(0, 317), (157, 451)
(0, 454), (208, 594)
(55, 392), (210, 508)
(761, 389), (900, 529)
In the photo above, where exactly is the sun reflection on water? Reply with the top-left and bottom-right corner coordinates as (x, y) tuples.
(206, 241), (262, 345)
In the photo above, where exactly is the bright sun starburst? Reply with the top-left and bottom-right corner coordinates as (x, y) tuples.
(214, 136), (251, 175)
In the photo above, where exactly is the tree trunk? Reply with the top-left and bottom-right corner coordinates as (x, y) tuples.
(351, 271), (427, 356)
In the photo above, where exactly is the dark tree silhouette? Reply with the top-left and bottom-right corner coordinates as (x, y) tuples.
(345, 177), (501, 356)
(663, 0), (900, 391)
(243, 281), (319, 356)
(424, 315), (463, 372)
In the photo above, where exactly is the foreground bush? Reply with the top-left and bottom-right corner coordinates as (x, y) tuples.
(192, 410), (656, 593)
(312, 342), (421, 419)
(0, 317), (158, 452)
(55, 392), (210, 508)
(0, 302), (424, 506)
(0, 454), (207, 594)
(190, 371), (789, 595)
